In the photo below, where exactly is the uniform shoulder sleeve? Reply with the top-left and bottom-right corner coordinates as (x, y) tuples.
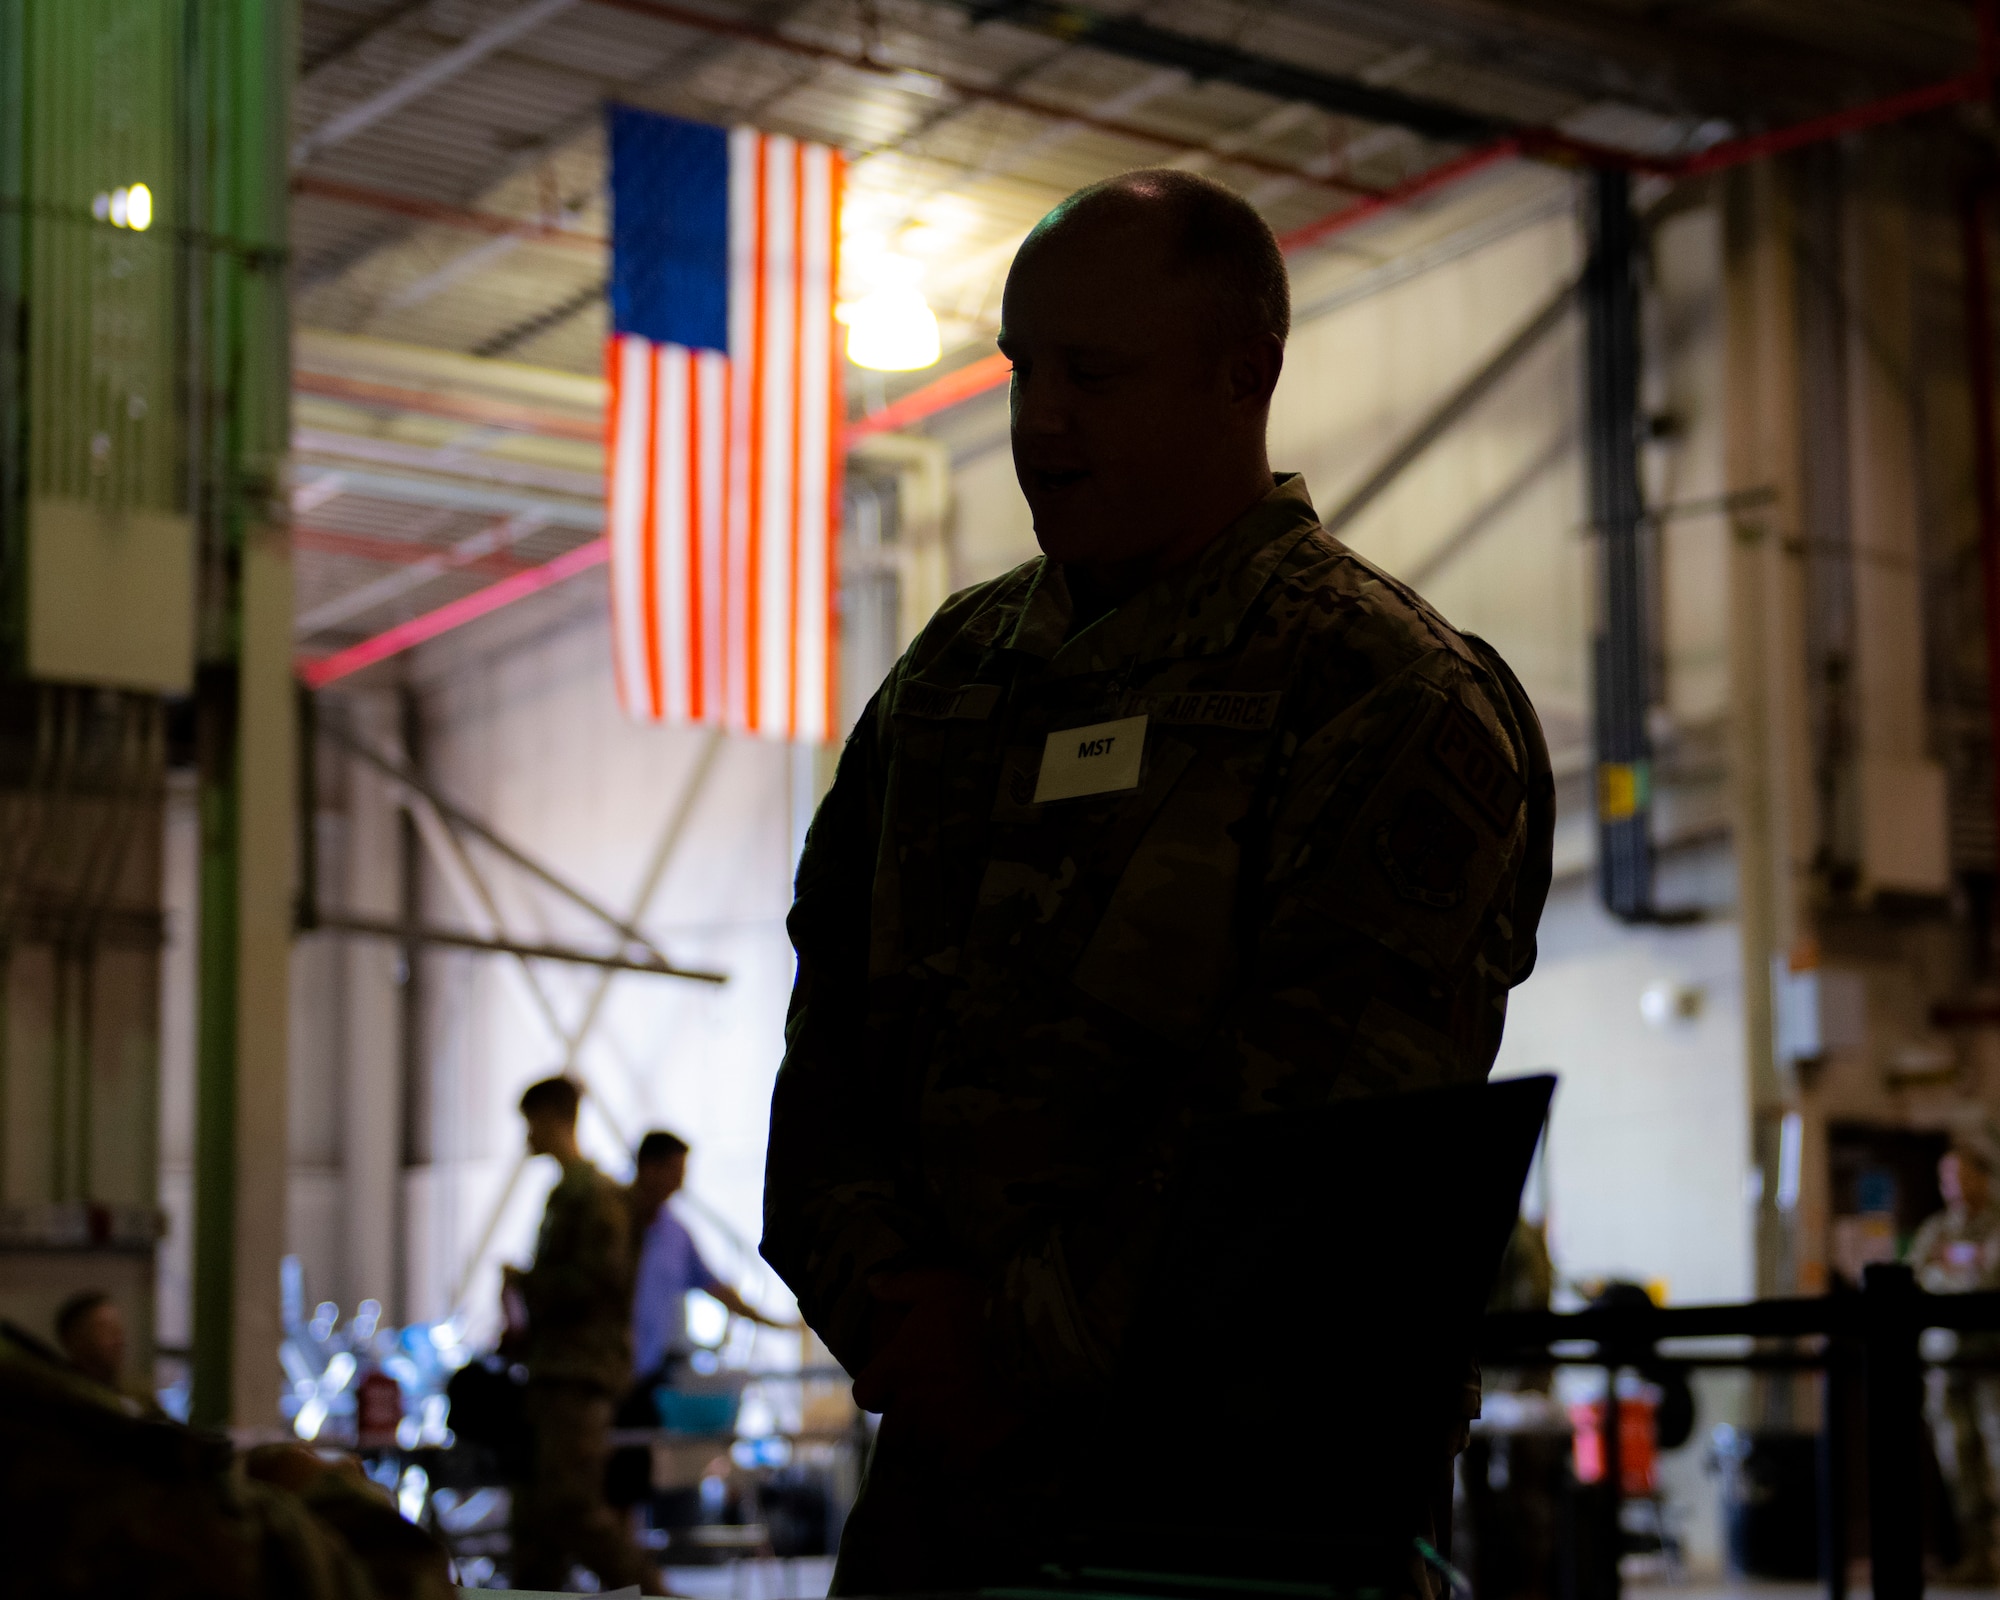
(1220, 636), (1553, 1108)
(762, 677), (935, 1372)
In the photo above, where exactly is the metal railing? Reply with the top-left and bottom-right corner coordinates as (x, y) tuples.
(1479, 1262), (2000, 1600)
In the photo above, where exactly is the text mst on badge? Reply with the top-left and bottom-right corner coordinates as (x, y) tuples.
(1078, 737), (1116, 759)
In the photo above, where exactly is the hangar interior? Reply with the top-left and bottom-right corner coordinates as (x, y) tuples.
(8, 0), (2000, 1591)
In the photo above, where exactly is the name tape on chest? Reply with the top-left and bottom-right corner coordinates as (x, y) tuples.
(1135, 689), (1283, 732)
(893, 681), (1002, 721)
(1033, 715), (1148, 803)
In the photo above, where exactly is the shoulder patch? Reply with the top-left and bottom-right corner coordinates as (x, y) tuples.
(1374, 790), (1476, 909)
(893, 680), (1002, 722)
(1429, 705), (1523, 830)
(1135, 688), (1283, 732)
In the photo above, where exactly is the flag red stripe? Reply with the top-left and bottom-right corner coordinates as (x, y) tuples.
(787, 138), (806, 739)
(641, 347), (665, 717)
(604, 335), (631, 715)
(745, 135), (769, 731)
(825, 154), (844, 741)
(686, 349), (705, 722)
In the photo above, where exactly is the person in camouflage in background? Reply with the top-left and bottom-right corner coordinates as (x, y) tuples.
(1909, 1135), (2000, 1582)
(0, 1320), (453, 1599)
(761, 169), (1554, 1594)
(505, 1075), (662, 1594)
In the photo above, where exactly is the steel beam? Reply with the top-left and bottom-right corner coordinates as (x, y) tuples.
(1321, 271), (1579, 542)
(295, 523), (527, 579)
(293, 0), (579, 166)
(1584, 168), (1654, 923)
(591, 0), (1377, 199)
(321, 720), (691, 980)
(959, 0), (1501, 145)
(442, 730), (726, 1319)
(291, 174), (604, 251)
(293, 370), (601, 442)
(290, 464), (601, 528)
(311, 913), (724, 981)
(293, 428), (603, 500)
(295, 511), (549, 638)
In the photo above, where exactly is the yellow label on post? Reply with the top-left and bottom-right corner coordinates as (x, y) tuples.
(1598, 761), (1646, 820)
(1033, 715), (1148, 803)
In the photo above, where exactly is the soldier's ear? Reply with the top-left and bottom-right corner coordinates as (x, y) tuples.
(1225, 331), (1283, 409)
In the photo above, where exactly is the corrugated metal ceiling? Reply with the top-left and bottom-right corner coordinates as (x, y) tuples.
(289, 0), (1982, 658)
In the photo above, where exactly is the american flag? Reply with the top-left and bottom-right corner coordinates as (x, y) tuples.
(605, 106), (843, 740)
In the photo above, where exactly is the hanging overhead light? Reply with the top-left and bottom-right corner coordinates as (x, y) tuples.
(840, 252), (940, 374)
(842, 283), (942, 372)
(92, 182), (154, 231)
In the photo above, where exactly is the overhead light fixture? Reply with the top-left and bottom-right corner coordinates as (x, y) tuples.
(93, 183), (154, 231)
(842, 285), (942, 372)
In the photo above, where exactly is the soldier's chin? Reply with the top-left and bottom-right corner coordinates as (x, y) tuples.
(1030, 511), (1104, 564)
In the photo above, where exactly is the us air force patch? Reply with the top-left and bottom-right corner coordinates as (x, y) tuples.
(1429, 705), (1522, 830)
(1374, 790), (1477, 909)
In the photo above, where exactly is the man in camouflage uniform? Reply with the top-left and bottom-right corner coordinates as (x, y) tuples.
(1910, 1137), (2000, 1582)
(762, 170), (1553, 1593)
(0, 1320), (453, 1599)
(506, 1075), (661, 1594)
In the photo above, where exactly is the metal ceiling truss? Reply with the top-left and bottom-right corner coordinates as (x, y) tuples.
(960, 0), (1504, 143)
(441, 729), (726, 1319)
(285, 0), (2000, 680)
(311, 719), (726, 983)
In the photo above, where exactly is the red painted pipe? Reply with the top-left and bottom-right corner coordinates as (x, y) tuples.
(298, 538), (609, 688)
(292, 174), (606, 250)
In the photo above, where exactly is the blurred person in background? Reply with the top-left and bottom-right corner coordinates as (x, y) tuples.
(54, 1289), (162, 1418)
(504, 1075), (663, 1595)
(1909, 1134), (2000, 1582)
(626, 1129), (792, 1387)
(56, 1290), (128, 1391)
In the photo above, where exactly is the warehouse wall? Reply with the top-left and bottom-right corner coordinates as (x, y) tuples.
(400, 583), (806, 1344)
(278, 176), (1754, 1380)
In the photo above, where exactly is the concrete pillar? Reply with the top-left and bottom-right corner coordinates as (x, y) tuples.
(228, 524), (296, 1426)
(1845, 152), (1952, 899)
(341, 693), (406, 1317)
(1722, 159), (1817, 1296)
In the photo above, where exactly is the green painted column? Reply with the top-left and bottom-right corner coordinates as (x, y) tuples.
(186, 0), (295, 1431)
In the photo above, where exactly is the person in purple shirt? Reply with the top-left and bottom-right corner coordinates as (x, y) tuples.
(626, 1130), (789, 1382)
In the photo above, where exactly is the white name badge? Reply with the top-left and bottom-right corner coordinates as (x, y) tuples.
(1033, 715), (1148, 803)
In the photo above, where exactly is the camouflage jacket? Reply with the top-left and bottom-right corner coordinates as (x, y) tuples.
(523, 1156), (633, 1393)
(1908, 1202), (2000, 1295)
(0, 1325), (453, 1600)
(762, 474), (1555, 1400)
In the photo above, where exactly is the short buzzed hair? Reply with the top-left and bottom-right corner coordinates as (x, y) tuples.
(519, 1075), (582, 1122)
(1024, 168), (1291, 347)
(637, 1130), (689, 1165)
(1954, 1135), (1996, 1174)
(56, 1290), (112, 1344)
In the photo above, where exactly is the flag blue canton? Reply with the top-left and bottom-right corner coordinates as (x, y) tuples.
(607, 105), (729, 352)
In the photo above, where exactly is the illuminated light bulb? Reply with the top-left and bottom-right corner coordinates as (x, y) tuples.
(844, 286), (942, 372)
(125, 183), (152, 231)
(109, 187), (129, 227)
